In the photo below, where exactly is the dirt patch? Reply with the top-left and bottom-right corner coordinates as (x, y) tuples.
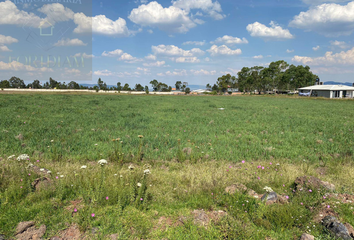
(15, 221), (46, 240)
(32, 177), (52, 191)
(313, 206), (339, 223)
(154, 216), (183, 231)
(328, 193), (354, 204)
(294, 176), (335, 192)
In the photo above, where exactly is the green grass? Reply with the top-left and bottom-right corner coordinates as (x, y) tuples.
(0, 94), (353, 163)
(0, 93), (354, 239)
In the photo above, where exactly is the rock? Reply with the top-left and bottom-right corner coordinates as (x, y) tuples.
(50, 237), (62, 240)
(225, 183), (248, 194)
(0, 234), (5, 240)
(15, 223), (46, 240)
(294, 176), (335, 192)
(110, 234), (118, 240)
(16, 221), (35, 235)
(32, 177), (51, 191)
(300, 233), (314, 240)
(344, 223), (354, 238)
(60, 224), (82, 239)
(321, 216), (352, 240)
(192, 210), (209, 226)
(261, 192), (278, 205)
(182, 147), (192, 155)
(15, 134), (24, 141)
(277, 195), (289, 204)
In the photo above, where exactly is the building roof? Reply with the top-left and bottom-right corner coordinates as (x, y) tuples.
(299, 85), (354, 91)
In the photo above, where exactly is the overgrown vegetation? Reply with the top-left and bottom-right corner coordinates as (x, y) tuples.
(0, 93), (353, 239)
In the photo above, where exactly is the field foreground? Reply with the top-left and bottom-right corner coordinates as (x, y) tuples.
(0, 94), (354, 239)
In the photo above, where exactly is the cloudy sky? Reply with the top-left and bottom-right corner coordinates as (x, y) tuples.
(1, 0), (354, 87)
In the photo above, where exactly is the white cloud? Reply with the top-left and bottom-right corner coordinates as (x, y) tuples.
(145, 54), (157, 60)
(207, 45), (242, 56)
(152, 44), (204, 57)
(311, 66), (354, 74)
(220, 68), (240, 75)
(0, 0), (42, 27)
(74, 13), (131, 37)
(330, 40), (349, 49)
(301, 0), (351, 5)
(204, 57), (210, 62)
(147, 29), (153, 34)
(102, 49), (124, 57)
(0, 45), (11, 52)
(143, 61), (166, 67)
(190, 69), (217, 75)
(247, 21), (294, 40)
(54, 38), (87, 47)
(0, 34), (18, 45)
(73, 53), (94, 58)
(172, 0), (225, 20)
(93, 69), (113, 76)
(38, 3), (74, 23)
(64, 68), (81, 75)
(292, 47), (354, 65)
(253, 55), (263, 59)
(289, 2), (354, 36)
(118, 53), (142, 63)
(175, 57), (200, 63)
(313, 46), (320, 51)
(182, 40), (206, 46)
(165, 69), (188, 76)
(286, 49), (294, 53)
(128, 1), (197, 34)
(0, 61), (53, 72)
(211, 35), (248, 45)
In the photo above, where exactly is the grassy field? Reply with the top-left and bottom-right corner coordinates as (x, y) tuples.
(0, 93), (354, 239)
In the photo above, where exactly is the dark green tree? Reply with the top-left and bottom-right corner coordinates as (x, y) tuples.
(144, 85), (149, 94)
(150, 79), (159, 91)
(68, 81), (80, 89)
(185, 87), (191, 94)
(175, 81), (182, 90)
(123, 83), (130, 91)
(117, 82), (122, 91)
(9, 76), (25, 88)
(0, 80), (10, 88)
(134, 84), (144, 91)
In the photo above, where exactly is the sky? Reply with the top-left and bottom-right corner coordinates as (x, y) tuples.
(1, 0), (354, 87)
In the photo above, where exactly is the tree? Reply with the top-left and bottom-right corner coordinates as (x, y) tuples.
(206, 83), (212, 91)
(0, 80), (10, 88)
(217, 74), (237, 93)
(68, 81), (80, 89)
(268, 60), (289, 91)
(144, 85), (149, 94)
(150, 79), (159, 91)
(97, 78), (107, 90)
(9, 76), (25, 88)
(49, 77), (59, 89)
(122, 83), (130, 91)
(175, 81), (182, 90)
(211, 84), (218, 91)
(283, 65), (318, 90)
(134, 83), (144, 91)
(185, 87), (191, 94)
(117, 82), (122, 91)
(31, 80), (42, 89)
(249, 66), (264, 94)
(181, 84), (186, 92)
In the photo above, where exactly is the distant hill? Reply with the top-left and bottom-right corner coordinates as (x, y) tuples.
(324, 81), (353, 86)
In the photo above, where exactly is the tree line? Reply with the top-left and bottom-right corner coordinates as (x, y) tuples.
(207, 60), (319, 94)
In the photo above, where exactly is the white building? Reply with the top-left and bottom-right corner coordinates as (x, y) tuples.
(298, 85), (354, 98)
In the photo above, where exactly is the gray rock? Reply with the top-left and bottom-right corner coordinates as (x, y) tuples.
(261, 192), (277, 204)
(0, 234), (6, 240)
(322, 216), (352, 240)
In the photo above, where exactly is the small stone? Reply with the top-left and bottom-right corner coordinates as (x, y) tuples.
(0, 234), (6, 240)
(344, 223), (354, 238)
(261, 192), (278, 205)
(192, 210), (209, 226)
(300, 233), (314, 240)
(225, 183), (248, 194)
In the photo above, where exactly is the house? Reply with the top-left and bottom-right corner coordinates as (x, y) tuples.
(298, 85), (354, 98)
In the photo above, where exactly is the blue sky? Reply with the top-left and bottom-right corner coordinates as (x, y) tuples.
(1, 0), (354, 87)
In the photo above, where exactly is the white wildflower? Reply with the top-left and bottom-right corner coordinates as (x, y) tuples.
(254, 195), (259, 198)
(128, 164), (134, 170)
(47, 171), (52, 174)
(40, 168), (45, 172)
(81, 165), (87, 169)
(7, 155), (16, 160)
(98, 159), (108, 166)
(276, 163), (280, 166)
(144, 169), (151, 175)
(137, 183), (142, 187)
(114, 174), (118, 176)
(50, 140), (54, 142)
(28, 163), (34, 168)
(120, 175), (123, 178)
(95, 144), (98, 146)
(17, 154), (30, 161)
(60, 175), (64, 178)
(263, 186), (274, 193)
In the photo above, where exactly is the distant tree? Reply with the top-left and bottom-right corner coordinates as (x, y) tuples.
(97, 78), (107, 90)
(134, 83), (144, 91)
(0, 80), (10, 88)
(123, 83), (130, 91)
(68, 81), (80, 89)
(181, 84), (186, 92)
(49, 77), (59, 89)
(206, 83), (211, 91)
(211, 84), (218, 91)
(150, 79), (159, 91)
(30, 80), (42, 89)
(216, 74), (236, 93)
(282, 65), (318, 90)
(117, 82), (122, 91)
(9, 76), (25, 88)
(175, 81), (182, 90)
(185, 87), (191, 94)
(145, 85), (149, 94)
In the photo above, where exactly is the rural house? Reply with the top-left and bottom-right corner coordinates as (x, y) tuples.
(298, 85), (354, 98)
